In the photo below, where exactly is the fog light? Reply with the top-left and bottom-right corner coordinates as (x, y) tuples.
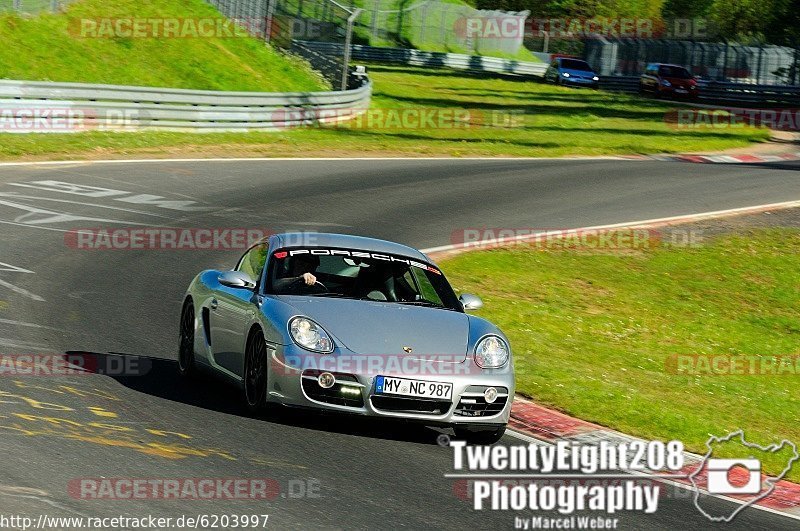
(484, 387), (498, 404)
(318, 372), (336, 389)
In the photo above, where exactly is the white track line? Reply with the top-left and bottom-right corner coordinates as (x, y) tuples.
(0, 156), (633, 168)
(420, 199), (800, 255)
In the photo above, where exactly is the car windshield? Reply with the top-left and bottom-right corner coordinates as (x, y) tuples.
(658, 66), (692, 79)
(266, 248), (463, 311)
(561, 59), (593, 72)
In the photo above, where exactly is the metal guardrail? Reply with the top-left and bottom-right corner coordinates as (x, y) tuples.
(301, 41), (800, 105)
(0, 78), (372, 132)
(297, 41), (548, 77)
(599, 76), (800, 105)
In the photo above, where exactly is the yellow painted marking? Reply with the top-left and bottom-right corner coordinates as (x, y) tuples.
(145, 429), (191, 439)
(12, 381), (121, 401)
(88, 407), (117, 418)
(13, 413), (82, 426)
(0, 392), (75, 411)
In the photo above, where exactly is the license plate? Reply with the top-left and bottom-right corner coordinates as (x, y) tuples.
(676, 89), (688, 93)
(375, 376), (453, 400)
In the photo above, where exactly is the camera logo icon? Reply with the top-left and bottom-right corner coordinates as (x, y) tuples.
(706, 458), (761, 495)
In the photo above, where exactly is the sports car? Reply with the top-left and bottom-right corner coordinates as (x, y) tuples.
(179, 232), (514, 443)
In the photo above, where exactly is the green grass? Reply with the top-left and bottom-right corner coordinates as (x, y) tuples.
(0, 65), (769, 160)
(327, 0), (539, 60)
(440, 229), (800, 481)
(0, 0), (327, 91)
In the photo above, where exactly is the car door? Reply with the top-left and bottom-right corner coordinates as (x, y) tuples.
(210, 243), (267, 377)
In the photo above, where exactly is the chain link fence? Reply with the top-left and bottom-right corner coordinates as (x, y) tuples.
(353, 0), (528, 56)
(0, 0), (74, 13)
(206, 0), (354, 88)
(585, 38), (800, 85)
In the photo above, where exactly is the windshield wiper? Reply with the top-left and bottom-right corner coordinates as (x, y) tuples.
(395, 300), (444, 308)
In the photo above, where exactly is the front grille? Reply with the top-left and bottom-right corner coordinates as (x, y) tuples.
(301, 370), (364, 408)
(371, 395), (451, 415)
(454, 386), (509, 417)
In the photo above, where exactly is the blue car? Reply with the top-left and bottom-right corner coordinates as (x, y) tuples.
(544, 58), (600, 88)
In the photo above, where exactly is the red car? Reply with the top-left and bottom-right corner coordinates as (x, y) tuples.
(639, 63), (699, 99)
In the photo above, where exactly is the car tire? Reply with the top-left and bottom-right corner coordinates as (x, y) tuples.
(244, 328), (269, 412)
(454, 426), (506, 445)
(178, 298), (196, 378)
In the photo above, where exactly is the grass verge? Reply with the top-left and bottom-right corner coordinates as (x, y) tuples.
(0, 0), (326, 91)
(441, 227), (800, 481)
(0, 65), (769, 160)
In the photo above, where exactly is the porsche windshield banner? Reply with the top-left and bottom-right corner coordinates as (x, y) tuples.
(277, 248), (443, 275)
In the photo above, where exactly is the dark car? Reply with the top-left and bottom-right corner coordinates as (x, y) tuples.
(639, 63), (699, 99)
(544, 57), (600, 88)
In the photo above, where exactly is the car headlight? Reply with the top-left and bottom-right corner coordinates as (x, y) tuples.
(562, 72), (570, 78)
(661, 79), (671, 87)
(289, 317), (333, 353)
(592, 76), (599, 81)
(474, 335), (509, 368)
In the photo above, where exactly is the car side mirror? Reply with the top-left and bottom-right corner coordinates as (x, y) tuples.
(459, 293), (483, 311)
(218, 270), (255, 290)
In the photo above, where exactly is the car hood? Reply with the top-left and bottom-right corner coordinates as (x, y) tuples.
(663, 76), (694, 86)
(279, 296), (469, 362)
(561, 68), (596, 77)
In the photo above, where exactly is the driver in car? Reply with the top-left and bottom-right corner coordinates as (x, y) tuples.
(273, 254), (320, 293)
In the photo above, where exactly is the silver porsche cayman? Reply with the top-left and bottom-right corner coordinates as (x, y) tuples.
(179, 232), (514, 443)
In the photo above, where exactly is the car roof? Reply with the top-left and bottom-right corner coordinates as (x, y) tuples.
(269, 232), (430, 262)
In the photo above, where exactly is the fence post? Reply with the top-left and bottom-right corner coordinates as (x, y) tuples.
(265, 0), (277, 43)
(13, 0), (21, 10)
(418, 1), (428, 45)
(370, 0), (379, 41)
(755, 45), (763, 85)
(341, 8), (363, 91)
(440, 4), (448, 48)
(722, 41), (729, 82)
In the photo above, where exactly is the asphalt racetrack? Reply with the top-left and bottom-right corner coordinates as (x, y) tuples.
(0, 157), (798, 529)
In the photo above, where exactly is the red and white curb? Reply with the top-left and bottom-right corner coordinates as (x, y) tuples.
(507, 398), (800, 520)
(423, 203), (800, 522)
(648, 152), (800, 164)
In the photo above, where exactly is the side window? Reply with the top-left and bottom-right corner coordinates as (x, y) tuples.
(237, 244), (268, 284)
(551, 60), (559, 69)
(411, 268), (443, 305)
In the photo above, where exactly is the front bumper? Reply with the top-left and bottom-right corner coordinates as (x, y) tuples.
(267, 344), (515, 427)
(561, 77), (599, 88)
(659, 86), (699, 98)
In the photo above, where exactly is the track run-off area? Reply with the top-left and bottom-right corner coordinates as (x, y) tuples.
(0, 157), (798, 529)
